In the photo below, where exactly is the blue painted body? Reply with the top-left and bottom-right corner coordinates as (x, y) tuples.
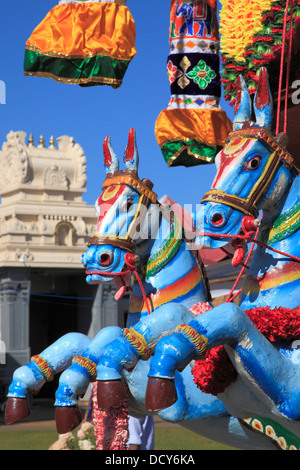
(147, 70), (300, 438)
(55, 327), (122, 407)
(7, 333), (91, 399)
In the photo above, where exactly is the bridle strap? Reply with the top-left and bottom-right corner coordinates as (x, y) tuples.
(126, 192), (151, 243)
(88, 172), (156, 250)
(102, 173), (158, 204)
(86, 253), (152, 315)
(201, 191), (259, 218)
(88, 236), (136, 253)
(202, 150), (283, 218)
(228, 128), (294, 168)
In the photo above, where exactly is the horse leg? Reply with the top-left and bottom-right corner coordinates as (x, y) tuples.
(146, 303), (300, 420)
(5, 332), (91, 424)
(125, 353), (278, 449)
(54, 326), (122, 433)
(96, 303), (195, 410)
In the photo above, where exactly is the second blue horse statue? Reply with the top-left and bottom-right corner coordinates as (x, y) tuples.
(140, 68), (300, 448)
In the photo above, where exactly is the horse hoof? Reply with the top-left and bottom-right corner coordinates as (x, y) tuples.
(55, 406), (82, 434)
(145, 377), (177, 411)
(96, 379), (126, 410)
(5, 397), (30, 424)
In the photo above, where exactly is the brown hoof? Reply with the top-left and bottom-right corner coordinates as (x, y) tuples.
(55, 406), (82, 434)
(145, 377), (177, 411)
(96, 379), (126, 410)
(5, 397), (30, 424)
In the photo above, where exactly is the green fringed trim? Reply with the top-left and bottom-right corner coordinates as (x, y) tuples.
(161, 139), (221, 167)
(146, 214), (183, 279)
(24, 49), (130, 87)
(267, 201), (300, 244)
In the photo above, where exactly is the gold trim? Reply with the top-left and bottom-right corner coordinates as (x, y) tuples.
(202, 150), (280, 217)
(25, 44), (133, 62)
(228, 129), (294, 168)
(31, 355), (54, 382)
(24, 71), (122, 86)
(89, 234), (136, 245)
(166, 142), (215, 167)
(125, 197), (144, 240)
(102, 175), (157, 203)
(146, 214), (183, 277)
(175, 324), (208, 359)
(160, 137), (222, 166)
(201, 192), (257, 218)
(161, 135), (226, 149)
(72, 356), (97, 381)
(90, 174), (156, 251)
(88, 235), (135, 252)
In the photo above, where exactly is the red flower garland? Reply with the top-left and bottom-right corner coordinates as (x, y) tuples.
(92, 383), (129, 450)
(192, 306), (300, 395)
(192, 345), (237, 396)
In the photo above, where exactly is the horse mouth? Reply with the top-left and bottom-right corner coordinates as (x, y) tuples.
(85, 268), (132, 300)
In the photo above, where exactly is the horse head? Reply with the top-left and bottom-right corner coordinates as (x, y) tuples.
(82, 128), (157, 300)
(194, 67), (294, 249)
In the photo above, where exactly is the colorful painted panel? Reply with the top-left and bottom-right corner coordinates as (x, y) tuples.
(155, 0), (232, 167)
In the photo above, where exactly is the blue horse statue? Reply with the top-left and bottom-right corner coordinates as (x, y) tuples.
(5, 128), (278, 449)
(139, 68), (300, 447)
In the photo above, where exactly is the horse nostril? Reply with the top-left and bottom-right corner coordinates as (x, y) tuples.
(99, 253), (112, 266)
(211, 213), (224, 226)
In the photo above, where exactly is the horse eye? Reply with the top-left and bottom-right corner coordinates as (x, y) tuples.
(245, 156), (261, 170)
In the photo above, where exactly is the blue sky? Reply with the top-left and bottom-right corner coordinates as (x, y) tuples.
(0, 1), (233, 210)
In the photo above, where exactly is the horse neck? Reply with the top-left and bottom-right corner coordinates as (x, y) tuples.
(127, 204), (211, 322)
(240, 172), (300, 310)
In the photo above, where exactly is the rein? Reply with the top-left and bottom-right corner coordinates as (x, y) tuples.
(86, 252), (152, 315)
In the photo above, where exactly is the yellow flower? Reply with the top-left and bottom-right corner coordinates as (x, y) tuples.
(251, 418), (263, 432)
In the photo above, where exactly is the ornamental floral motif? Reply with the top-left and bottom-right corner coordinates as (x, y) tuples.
(244, 417), (300, 450)
(167, 56), (216, 91)
(167, 60), (183, 84)
(187, 59), (216, 89)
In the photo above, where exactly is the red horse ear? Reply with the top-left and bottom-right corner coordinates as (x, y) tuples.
(253, 67), (273, 128)
(103, 135), (119, 174)
(254, 67), (272, 110)
(124, 128), (139, 172)
(233, 75), (252, 130)
(234, 75), (243, 115)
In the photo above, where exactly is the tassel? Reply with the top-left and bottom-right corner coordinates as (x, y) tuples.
(231, 239), (245, 267)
